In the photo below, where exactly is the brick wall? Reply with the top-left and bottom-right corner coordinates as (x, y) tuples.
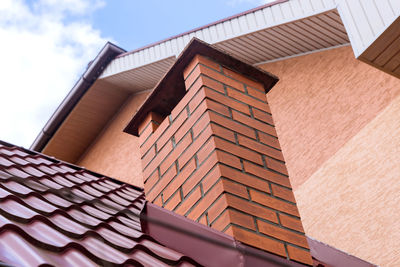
(138, 55), (312, 265)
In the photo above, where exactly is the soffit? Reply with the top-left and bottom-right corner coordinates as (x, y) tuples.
(42, 79), (130, 163)
(99, 0), (349, 91)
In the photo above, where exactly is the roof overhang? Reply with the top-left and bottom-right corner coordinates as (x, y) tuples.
(123, 38), (279, 136)
(98, 0), (349, 92)
(31, 42), (126, 153)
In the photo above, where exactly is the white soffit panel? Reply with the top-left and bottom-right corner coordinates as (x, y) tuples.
(100, 0), (349, 89)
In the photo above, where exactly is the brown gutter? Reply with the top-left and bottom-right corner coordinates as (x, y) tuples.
(116, 0), (289, 59)
(30, 42), (126, 152)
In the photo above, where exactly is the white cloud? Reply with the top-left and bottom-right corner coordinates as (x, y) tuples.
(0, 0), (109, 148)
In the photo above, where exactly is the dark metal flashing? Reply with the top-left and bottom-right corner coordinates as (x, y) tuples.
(30, 42), (126, 152)
(116, 0), (288, 59)
(124, 38), (279, 136)
(307, 237), (377, 267)
(142, 202), (305, 267)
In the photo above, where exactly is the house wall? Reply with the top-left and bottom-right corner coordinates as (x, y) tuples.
(260, 46), (400, 266)
(77, 91), (150, 187)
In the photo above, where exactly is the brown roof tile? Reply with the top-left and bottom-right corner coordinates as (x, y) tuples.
(0, 141), (199, 267)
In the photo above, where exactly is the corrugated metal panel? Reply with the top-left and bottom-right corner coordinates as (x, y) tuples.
(0, 142), (199, 267)
(99, 0), (341, 81)
(99, 1), (349, 91)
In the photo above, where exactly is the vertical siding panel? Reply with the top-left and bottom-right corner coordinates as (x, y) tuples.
(222, 21), (233, 37)
(271, 4), (284, 21)
(254, 10), (266, 27)
(360, 0), (384, 36)
(374, 0), (396, 26)
(388, 0), (400, 15)
(215, 23), (226, 41)
(246, 13), (257, 31)
(231, 18), (242, 35)
(209, 25), (218, 43)
(262, 8), (275, 26)
(238, 15), (249, 33)
(289, 0), (304, 17)
(311, 0), (325, 11)
(280, 2), (294, 21)
(300, 0), (314, 15)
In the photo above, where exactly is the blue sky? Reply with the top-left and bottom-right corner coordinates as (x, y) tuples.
(93, 0), (265, 50)
(0, 0), (269, 148)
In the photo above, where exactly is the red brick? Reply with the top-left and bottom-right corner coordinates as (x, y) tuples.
(178, 125), (213, 170)
(197, 64), (245, 92)
(252, 107), (274, 125)
(160, 132), (192, 176)
(258, 131), (281, 150)
(176, 186), (202, 216)
(153, 195), (162, 207)
(249, 189), (300, 217)
(221, 178), (248, 199)
(164, 190), (181, 210)
(279, 214), (305, 233)
(192, 112), (211, 139)
(182, 151), (218, 196)
(271, 184), (296, 203)
(184, 55), (221, 80)
(141, 145), (156, 169)
(232, 110), (277, 137)
(225, 194), (278, 223)
(188, 87), (207, 115)
(229, 209), (257, 231)
(266, 157), (288, 176)
(201, 75), (225, 93)
(198, 214), (208, 226)
(146, 164), (177, 202)
(222, 67), (264, 92)
(156, 110), (188, 152)
(210, 123), (236, 143)
(219, 164), (270, 193)
(287, 245), (313, 265)
(216, 150), (241, 170)
(140, 117), (169, 155)
(163, 158), (196, 201)
(139, 121), (156, 147)
(257, 220), (309, 248)
(143, 140), (173, 180)
(243, 161), (291, 188)
(227, 87), (270, 111)
(205, 99), (230, 117)
(247, 86), (267, 102)
(214, 137), (263, 165)
(171, 76), (204, 120)
(204, 87), (250, 115)
(207, 194), (228, 223)
(138, 112), (164, 136)
(144, 169), (159, 192)
(230, 225), (286, 257)
(196, 138), (215, 165)
(187, 180), (225, 221)
(200, 164), (222, 193)
(210, 208), (230, 232)
(237, 134), (284, 161)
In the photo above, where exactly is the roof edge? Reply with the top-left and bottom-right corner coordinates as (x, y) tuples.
(124, 38), (279, 136)
(30, 42), (126, 152)
(116, 0), (288, 59)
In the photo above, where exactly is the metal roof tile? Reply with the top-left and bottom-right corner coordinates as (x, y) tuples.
(0, 141), (200, 266)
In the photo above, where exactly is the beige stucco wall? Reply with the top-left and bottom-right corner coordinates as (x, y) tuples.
(78, 91), (149, 187)
(296, 93), (400, 266)
(261, 46), (400, 190)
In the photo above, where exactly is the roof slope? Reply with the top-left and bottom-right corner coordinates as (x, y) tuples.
(0, 141), (198, 266)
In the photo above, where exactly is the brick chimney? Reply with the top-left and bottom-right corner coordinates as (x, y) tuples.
(125, 39), (312, 265)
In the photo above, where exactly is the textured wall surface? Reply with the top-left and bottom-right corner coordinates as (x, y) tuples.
(261, 46), (400, 190)
(78, 91), (149, 187)
(295, 93), (400, 267)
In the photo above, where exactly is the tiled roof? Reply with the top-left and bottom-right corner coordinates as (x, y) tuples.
(0, 141), (198, 267)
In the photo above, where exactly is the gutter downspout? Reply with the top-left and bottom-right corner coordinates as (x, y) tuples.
(30, 42), (126, 152)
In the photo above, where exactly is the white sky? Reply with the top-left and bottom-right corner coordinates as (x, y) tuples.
(0, 0), (109, 148)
